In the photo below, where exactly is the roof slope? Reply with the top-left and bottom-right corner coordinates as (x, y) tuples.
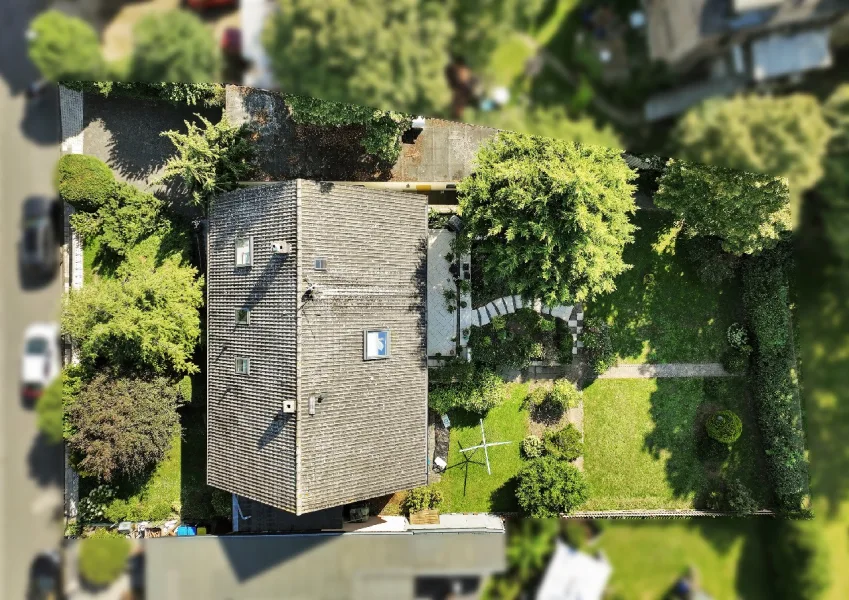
(207, 181), (428, 515)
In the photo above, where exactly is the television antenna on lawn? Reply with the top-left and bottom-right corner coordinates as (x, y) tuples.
(459, 419), (512, 475)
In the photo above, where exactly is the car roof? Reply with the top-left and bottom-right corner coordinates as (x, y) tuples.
(22, 196), (51, 218)
(24, 322), (59, 339)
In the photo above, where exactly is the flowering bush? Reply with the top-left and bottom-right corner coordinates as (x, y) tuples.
(78, 485), (115, 523)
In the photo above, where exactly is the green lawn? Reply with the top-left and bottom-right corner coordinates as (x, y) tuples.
(593, 211), (739, 364)
(436, 384), (529, 512)
(598, 520), (772, 600)
(582, 377), (770, 510)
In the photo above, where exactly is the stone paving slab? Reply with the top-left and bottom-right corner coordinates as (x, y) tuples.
(598, 363), (731, 379)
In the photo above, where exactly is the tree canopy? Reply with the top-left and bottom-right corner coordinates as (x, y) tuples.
(654, 159), (791, 256)
(459, 131), (637, 305)
(129, 10), (219, 83)
(67, 374), (182, 482)
(673, 94), (831, 220)
(263, 0), (453, 116)
(62, 229), (204, 375)
(28, 10), (105, 82)
(515, 456), (588, 517)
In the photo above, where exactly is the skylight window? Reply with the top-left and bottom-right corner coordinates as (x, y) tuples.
(235, 357), (250, 374)
(314, 257), (327, 271)
(235, 309), (250, 325)
(364, 329), (390, 360)
(235, 237), (253, 267)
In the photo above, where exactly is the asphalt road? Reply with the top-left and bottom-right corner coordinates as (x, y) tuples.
(1, 1), (66, 597)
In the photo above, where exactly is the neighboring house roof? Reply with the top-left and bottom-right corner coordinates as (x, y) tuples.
(207, 180), (429, 515)
(646, 0), (849, 66)
(145, 533), (506, 600)
(750, 27), (833, 80)
(535, 540), (612, 600)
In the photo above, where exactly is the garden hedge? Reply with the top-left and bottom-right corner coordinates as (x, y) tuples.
(428, 364), (506, 415)
(743, 247), (809, 512)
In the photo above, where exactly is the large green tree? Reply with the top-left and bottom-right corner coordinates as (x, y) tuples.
(674, 94), (831, 220)
(28, 10), (105, 82)
(67, 374), (182, 482)
(263, 0), (453, 116)
(654, 159), (791, 255)
(129, 10), (219, 83)
(459, 131), (637, 305)
(62, 230), (204, 375)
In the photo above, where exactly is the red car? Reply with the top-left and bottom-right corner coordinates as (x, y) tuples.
(184, 0), (237, 10)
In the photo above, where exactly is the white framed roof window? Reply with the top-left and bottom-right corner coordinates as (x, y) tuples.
(235, 357), (251, 374)
(235, 309), (251, 325)
(364, 329), (390, 360)
(235, 237), (253, 267)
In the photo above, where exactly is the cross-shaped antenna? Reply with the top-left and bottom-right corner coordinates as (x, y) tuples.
(459, 419), (512, 475)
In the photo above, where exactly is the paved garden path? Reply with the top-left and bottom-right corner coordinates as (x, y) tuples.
(598, 363), (731, 379)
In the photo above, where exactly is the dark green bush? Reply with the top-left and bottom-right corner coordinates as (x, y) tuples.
(706, 410), (742, 445)
(516, 456), (588, 517)
(582, 317), (616, 374)
(725, 479), (759, 513)
(428, 365), (506, 415)
(522, 387), (549, 411)
(680, 234), (740, 286)
(469, 308), (562, 370)
(521, 435), (543, 459)
(99, 183), (164, 255)
(401, 486), (443, 515)
(549, 379), (581, 410)
(543, 424), (583, 461)
(78, 528), (130, 588)
(743, 251), (790, 352)
(721, 347), (750, 375)
(55, 154), (116, 211)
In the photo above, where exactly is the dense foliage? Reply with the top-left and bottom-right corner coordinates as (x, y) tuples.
(459, 132), (637, 305)
(159, 115), (255, 211)
(679, 235), (740, 286)
(63, 82), (225, 107)
(721, 347), (750, 375)
(35, 375), (63, 445)
(78, 485), (115, 523)
(521, 434), (544, 459)
(78, 528), (131, 587)
(469, 310), (569, 370)
(28, 10), (105, 82)
(515, 456), (588, 517)
(743, 247), (809, 512)
(67, 374), (183, 482)
(428, 365), (507, 415)
(264, 0), (452, 117)
(655, 159), (791, 256)
(55, 154), (117, 212)
(726, 323), (750, 351)
(706, 410), (742, 445)
(674, 94), (831, 217)
(549, 379), (581, 411)
(543, 424), (583, 461)
(582, 316), (616, 374)
(98, 184), (165, 255)
(62, 230), (204, 375)
(129, 10), (219, 83)
(401, 486), (444, 515)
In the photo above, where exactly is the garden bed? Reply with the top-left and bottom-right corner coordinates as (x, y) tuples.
(581, 377), (771, 511)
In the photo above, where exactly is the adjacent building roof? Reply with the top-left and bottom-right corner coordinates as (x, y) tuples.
(535, 540), (612, 600)
(207, 180), (429, 515)
(750, 28), (833, 80)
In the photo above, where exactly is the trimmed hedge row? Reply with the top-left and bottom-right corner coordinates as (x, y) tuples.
(62, 81), (225, 107)
(742, 247), (809, 512)
(428, 360), (507, 415)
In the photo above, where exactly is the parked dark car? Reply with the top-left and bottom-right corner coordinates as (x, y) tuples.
(19, 196), (60, 283)
(27, 549), (63, 600)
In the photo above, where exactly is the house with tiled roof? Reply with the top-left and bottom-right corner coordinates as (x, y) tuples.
(206, 179), (429, 515)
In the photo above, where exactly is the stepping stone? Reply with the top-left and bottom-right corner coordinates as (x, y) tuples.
(485, 302), (499, 318)
(576, 311), (584, 321)
(572, 333), (578, 341)
(572, 345), (579, 354)
(470, 309), (480, 327)
(568, 319), (578, 328)
(504, 296), (515, 313)
(477, 307), (491, 326)
(549, 305), (572, 320)
(513, 295), (524, 309)
(496, 297), (508, 314)
(576, 341), (584, 348)
(576, 326), (583, 334)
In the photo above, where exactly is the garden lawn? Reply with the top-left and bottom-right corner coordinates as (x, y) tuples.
(597, 519), (772, 600)
(582, 377), (770, 510)
(593, 211), (738, 364)
(436, 384), (529, 512)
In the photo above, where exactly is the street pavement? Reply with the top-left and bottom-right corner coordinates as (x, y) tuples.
(0, 0), (66, 598)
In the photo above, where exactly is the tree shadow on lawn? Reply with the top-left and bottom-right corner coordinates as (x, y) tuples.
(590, 211), (735, 364)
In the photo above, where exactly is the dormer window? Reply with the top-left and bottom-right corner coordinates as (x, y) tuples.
(235, 237), (253, 267)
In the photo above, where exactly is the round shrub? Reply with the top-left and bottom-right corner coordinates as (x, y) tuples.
(521, 435), (543, 459)
(721, 347), (749, 375)
(401, 486), (443, 516)
(582, 317), (616, 374)
(462, 369), (507, 414)
(706, 410), (742, 445)
(523, 387), (549, 411)
(78, 485), (115, 523)
(543, 424), (583, 461)
(55, 154), (116, 211)
(726, 479), (759, 513)
(516, 456), (589, 517)
(78, 528), (130, 588)
(549, 379), (581, 410)
(726, 323), (750, 350)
